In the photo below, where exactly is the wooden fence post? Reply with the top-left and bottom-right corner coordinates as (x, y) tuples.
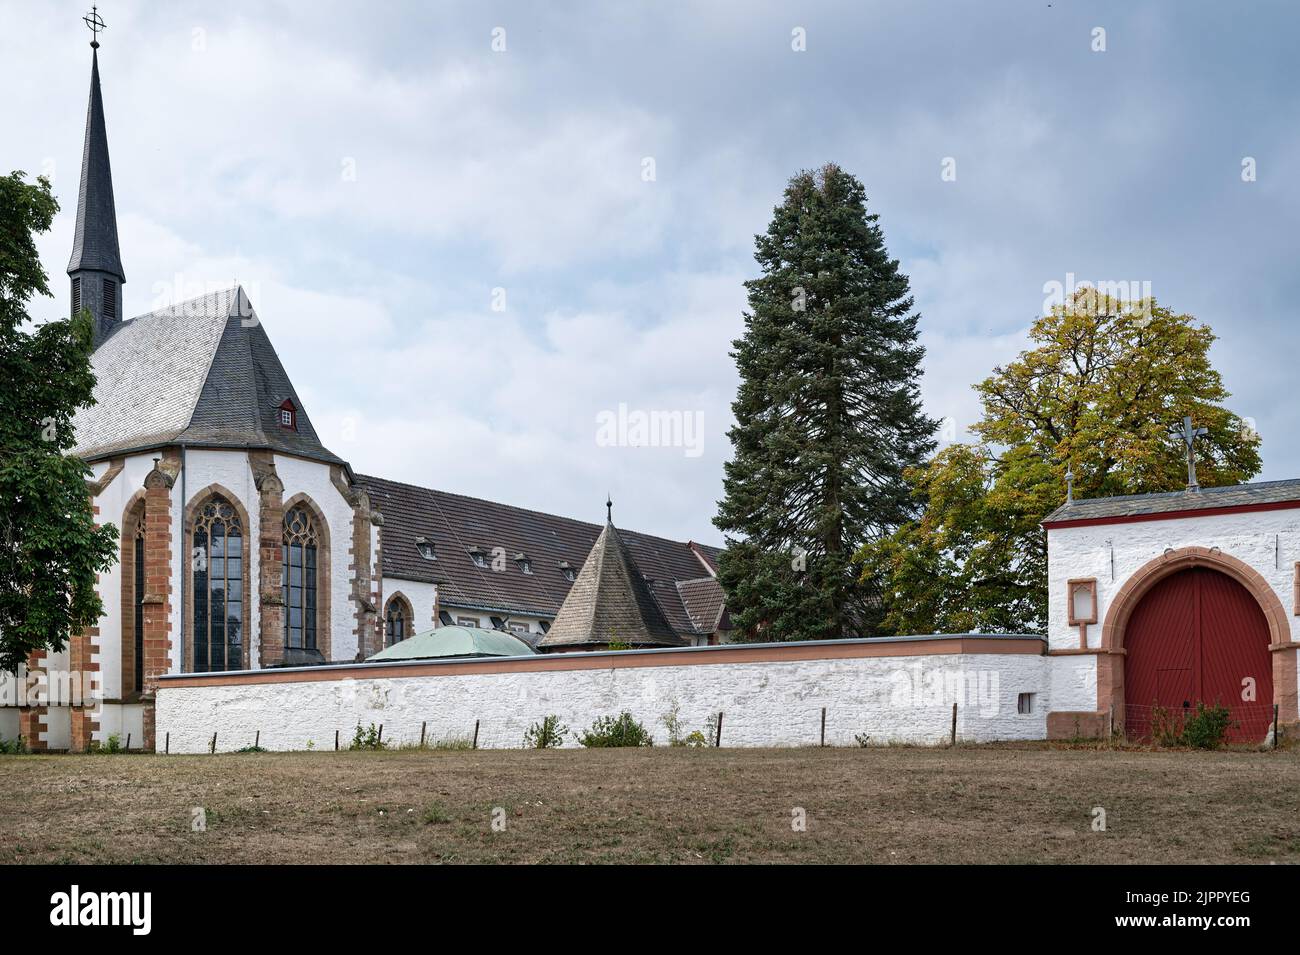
(210, 732), (217, 754)
(820, 707), (826, 747)
(254, 730), (260, 749)
(473, 720), (480, 749)
(334, 729), (339, 751)
(715, 712), (724, 748)
(420, 721), (427, 748)
(950, 703), (957, 746)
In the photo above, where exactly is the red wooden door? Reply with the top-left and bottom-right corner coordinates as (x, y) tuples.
(1124, 567), (1272, 743)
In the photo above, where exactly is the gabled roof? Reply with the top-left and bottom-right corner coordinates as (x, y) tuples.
(67, 48), (123, 281)
(71, 286), (344, 466)
(538, 520), (687, 648)
(357, 474), (726, 636)
(1042, 477), (1300, 526)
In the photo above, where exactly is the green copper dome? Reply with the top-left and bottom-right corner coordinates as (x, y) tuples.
(367, 625), (536, 662)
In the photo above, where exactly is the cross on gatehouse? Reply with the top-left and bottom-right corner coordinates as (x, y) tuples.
(1181, 415), (1208, 490)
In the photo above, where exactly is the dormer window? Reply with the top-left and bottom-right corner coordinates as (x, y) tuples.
(514, 553), (532, 575)
(559, 561), (576, 583)
(468, 546), (488, 569)
(278, 398), (297, 431)
(415, 537), (436, 561)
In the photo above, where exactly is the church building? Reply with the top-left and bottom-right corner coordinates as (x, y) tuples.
(0, 37), (729, 752)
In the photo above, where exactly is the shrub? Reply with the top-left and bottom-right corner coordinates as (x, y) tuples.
(1150, 704), (1184, 747)
(523, 715), (569, 749)
(854, 732), (871, 748)
(662, 701), (711, 747)
(349, 723), (387, 751)
(580, 712), (653, 748)
(0, 735), (28, 755)
(89, 733), (123, 754)
(1181, 702), (1233, 750)
(431, 734), (473, 750)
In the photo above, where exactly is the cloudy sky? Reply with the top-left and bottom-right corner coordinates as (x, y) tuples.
(6, 1), (1298, 544)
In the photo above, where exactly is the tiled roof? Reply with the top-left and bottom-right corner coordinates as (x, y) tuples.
(538, 521), (687, 648)
(1042, 478), (1300, 524)
(72, 286), (344, 466)
(357, 474), (727, 636)
(677, 577), (728, 632)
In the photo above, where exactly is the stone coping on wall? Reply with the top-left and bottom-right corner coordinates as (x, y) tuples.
(156, 633), (1047, 689)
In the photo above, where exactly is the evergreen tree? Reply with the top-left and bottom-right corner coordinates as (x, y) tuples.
(714, 164), (936, 640)
(0, 172), (117, 673)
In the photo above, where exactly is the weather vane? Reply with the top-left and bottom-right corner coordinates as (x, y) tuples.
(84, 5), (106, 49)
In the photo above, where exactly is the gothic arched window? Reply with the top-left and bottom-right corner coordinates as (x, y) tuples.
(192, 496), (244, 672)
(385, 594), (413, 647)
(121, 501), (146, 696)
(283, 506), (319, 650)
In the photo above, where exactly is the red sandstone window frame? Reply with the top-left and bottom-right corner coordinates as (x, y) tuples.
(1066, 577), (1098, 649)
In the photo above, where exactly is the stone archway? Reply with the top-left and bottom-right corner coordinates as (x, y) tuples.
(1098, 545), (1297, 730)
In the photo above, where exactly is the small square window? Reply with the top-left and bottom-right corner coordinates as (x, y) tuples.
(1017, 693), (1035, 715)
(456, 616), (479, 628)
(508, 622), (530, 635)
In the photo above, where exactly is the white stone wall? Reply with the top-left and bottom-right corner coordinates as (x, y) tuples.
(157, 649), (1048, 752)
(1047, 508), (1300, 653)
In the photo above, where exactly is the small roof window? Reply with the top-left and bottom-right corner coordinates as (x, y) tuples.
(415, 537), (436, 561)
(277, 398), (297, 431)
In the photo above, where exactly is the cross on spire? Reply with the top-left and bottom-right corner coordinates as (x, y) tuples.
(605, 494), (613, 524)
(84, 5), (105, 48)
(1181, 415), (1208, 490)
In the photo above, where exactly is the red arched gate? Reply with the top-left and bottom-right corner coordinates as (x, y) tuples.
(1124, 566), (1274, 743)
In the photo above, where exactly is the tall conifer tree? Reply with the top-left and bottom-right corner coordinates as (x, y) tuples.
(714, 164), (935, 640)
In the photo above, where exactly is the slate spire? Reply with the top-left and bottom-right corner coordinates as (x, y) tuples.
(67, 35), (125, 345)
(537, 510), (686, 650)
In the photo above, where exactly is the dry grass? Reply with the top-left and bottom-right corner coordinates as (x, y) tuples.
(2, 743), (1298, 864)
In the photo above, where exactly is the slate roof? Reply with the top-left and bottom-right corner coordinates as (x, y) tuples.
(538, 520), (688, 648)
(1042, 478), (1300, 525)
(67, 49), (124, 281)
(72, 286), (344, 466)
(357, 474), (727, 637)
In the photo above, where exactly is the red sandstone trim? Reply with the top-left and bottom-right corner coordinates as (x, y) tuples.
(158, 636), (1045, 689)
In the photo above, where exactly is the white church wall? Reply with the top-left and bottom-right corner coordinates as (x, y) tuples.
(157, 641), (1049, 752)
(0, 708), (18, 742)
(1047, 507), (1300, 654)
(387, 578), (438, 631)
(276, 454), (357, 661)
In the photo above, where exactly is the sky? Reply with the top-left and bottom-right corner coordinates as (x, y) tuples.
(4, 1), (1298, 545)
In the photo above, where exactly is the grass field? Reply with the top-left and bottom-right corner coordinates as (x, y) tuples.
(2, 743), (1297, 864)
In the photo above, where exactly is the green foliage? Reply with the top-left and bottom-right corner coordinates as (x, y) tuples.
(605, 636), (633, 651)
(89, 733), (123, 754)
(0, 172), (118, 673)
(430, 734), (473, 750)
(661, 701), (710, 747)
(235, 745), (268, 754)
(859, 291), (1261, 634)
(349, 723), (387, 751)
(0, 735), (29, 755)
(523, 715), (568, 749)
(715, 163), (936, 641)
(579, 712), (654, 748)
(1180, 703), (1234, 750)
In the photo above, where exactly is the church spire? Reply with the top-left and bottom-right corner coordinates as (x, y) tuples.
(67, 7), (125, 346)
